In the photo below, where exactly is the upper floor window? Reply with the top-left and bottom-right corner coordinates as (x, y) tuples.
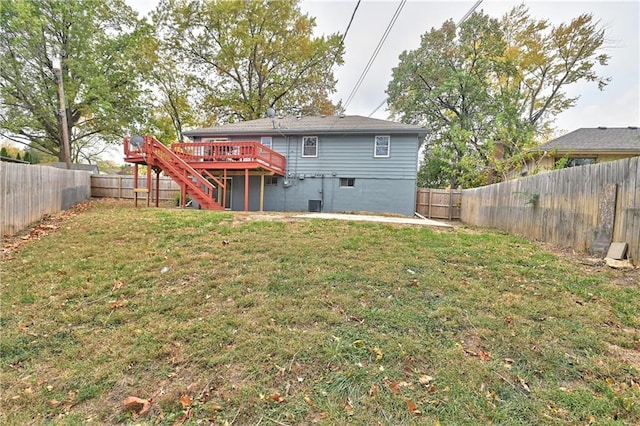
(302, 136), (318, 157)
(375, 135), (390, 157)
(261, 136), (272, 150)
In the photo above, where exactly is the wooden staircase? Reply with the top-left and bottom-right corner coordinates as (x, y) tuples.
(125, 135), (223, 210)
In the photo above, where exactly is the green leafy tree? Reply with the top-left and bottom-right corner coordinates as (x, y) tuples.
(0, 0), (154, 162)
(22, 150), (31, 163)
(141, 30), (209, 143)
(388, 6), (609, 187)
(156, 0), (344, 123)
(0, 146), (9, 158)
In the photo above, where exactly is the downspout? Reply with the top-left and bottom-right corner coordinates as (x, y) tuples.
(321, 174), (324, 212)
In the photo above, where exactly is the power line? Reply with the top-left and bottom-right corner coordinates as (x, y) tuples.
(366, 0), (483, 118)
(343, 0), (407, 111)
(340, 0), (361, 46)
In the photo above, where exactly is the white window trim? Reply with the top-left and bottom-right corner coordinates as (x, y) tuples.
(261, 136), (272, 149)
(374, 135), (390, 158)
(302, 136), (318, 158)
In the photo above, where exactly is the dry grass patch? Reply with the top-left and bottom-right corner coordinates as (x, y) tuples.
(1, 199), (638, 425)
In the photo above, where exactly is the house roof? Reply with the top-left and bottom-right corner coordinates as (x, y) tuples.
(183, 115), (427, 138)
(535, 127), (640, 154)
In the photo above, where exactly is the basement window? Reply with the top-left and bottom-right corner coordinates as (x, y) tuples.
(264, 176), (278, 186)
(340, 178), (355, 188)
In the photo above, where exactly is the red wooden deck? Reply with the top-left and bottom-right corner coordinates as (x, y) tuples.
(123, 136), (286, 211)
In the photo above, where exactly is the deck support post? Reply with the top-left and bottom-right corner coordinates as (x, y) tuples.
(134, 164), (139, 207)
(260, 174), (265, 212)
(244, 168), (249, 211)
(223, 169), (227, 209)
(155, 168), (160, 207)
(146, 167), (152, 207)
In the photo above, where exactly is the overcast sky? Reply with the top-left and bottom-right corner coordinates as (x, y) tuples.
(128, 0), (639, 134)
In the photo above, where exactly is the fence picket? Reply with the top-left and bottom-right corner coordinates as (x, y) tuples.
(460, 157), (640, 265)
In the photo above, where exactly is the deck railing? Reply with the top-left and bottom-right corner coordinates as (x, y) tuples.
(171, 141), (286, 175)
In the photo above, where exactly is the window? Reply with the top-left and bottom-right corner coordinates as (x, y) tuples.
(340, 178), (355, 187)
(264, 176), (278, 186)
(566, 157), (596, 167)
(261, 136), (272, 149)
(374, 135), (390, 157)
(302, 136), (318, 157)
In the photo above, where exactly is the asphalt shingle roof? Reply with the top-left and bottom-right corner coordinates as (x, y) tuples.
(183, 115), (427, 137)
(535, 127), (640, 153)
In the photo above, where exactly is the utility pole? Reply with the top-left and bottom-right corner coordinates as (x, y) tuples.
(53, 67), (71, 169)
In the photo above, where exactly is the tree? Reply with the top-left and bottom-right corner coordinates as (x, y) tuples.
(0, 146), (9, 158)
(156, 0), (344, 123)
(141, 21), (210, 143)
(0, 0), (154, 162)
(387, 6), (609, 187)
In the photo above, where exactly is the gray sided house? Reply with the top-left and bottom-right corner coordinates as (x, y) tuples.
(183, 115), (426, 216)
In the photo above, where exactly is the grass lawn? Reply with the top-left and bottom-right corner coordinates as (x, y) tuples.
(1, 199), (638, 425)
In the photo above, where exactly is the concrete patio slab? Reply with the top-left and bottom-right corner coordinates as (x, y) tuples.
(293, 213), (453, 228)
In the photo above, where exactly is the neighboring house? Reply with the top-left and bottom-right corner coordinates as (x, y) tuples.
(516, 127), (640, 177)
(181, 115), (426, 216)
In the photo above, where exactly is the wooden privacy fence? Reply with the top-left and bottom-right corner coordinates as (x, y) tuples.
(461, 156), (640, 265)
(416, 188), (461, 220)
(1, 162), (91, 236)
(91, 175), (180, 201)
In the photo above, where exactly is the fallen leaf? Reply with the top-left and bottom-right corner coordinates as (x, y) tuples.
(369, 382), (380, 397)
(112, 280), (124, 291)
(388, 380), (400, 394)
(109, 300), (128, 309)
(352, 340), (365, 348)
(179, 394), (192, 409)
(344, 396), (355, 416)
(410, 279), (419, 287)
(123, 396), (152, 414)
(518, 377), (531, 393)
(370, 346), (383, 361)
(222, 240), (229, 246)
(270, 392), (286, 403)
(418, 374), (434, 385)
(406, 399), (422, 416)
(48, 399), (62, 407)
(477, 349), (491, 361)
(304, 396), (315, 406)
